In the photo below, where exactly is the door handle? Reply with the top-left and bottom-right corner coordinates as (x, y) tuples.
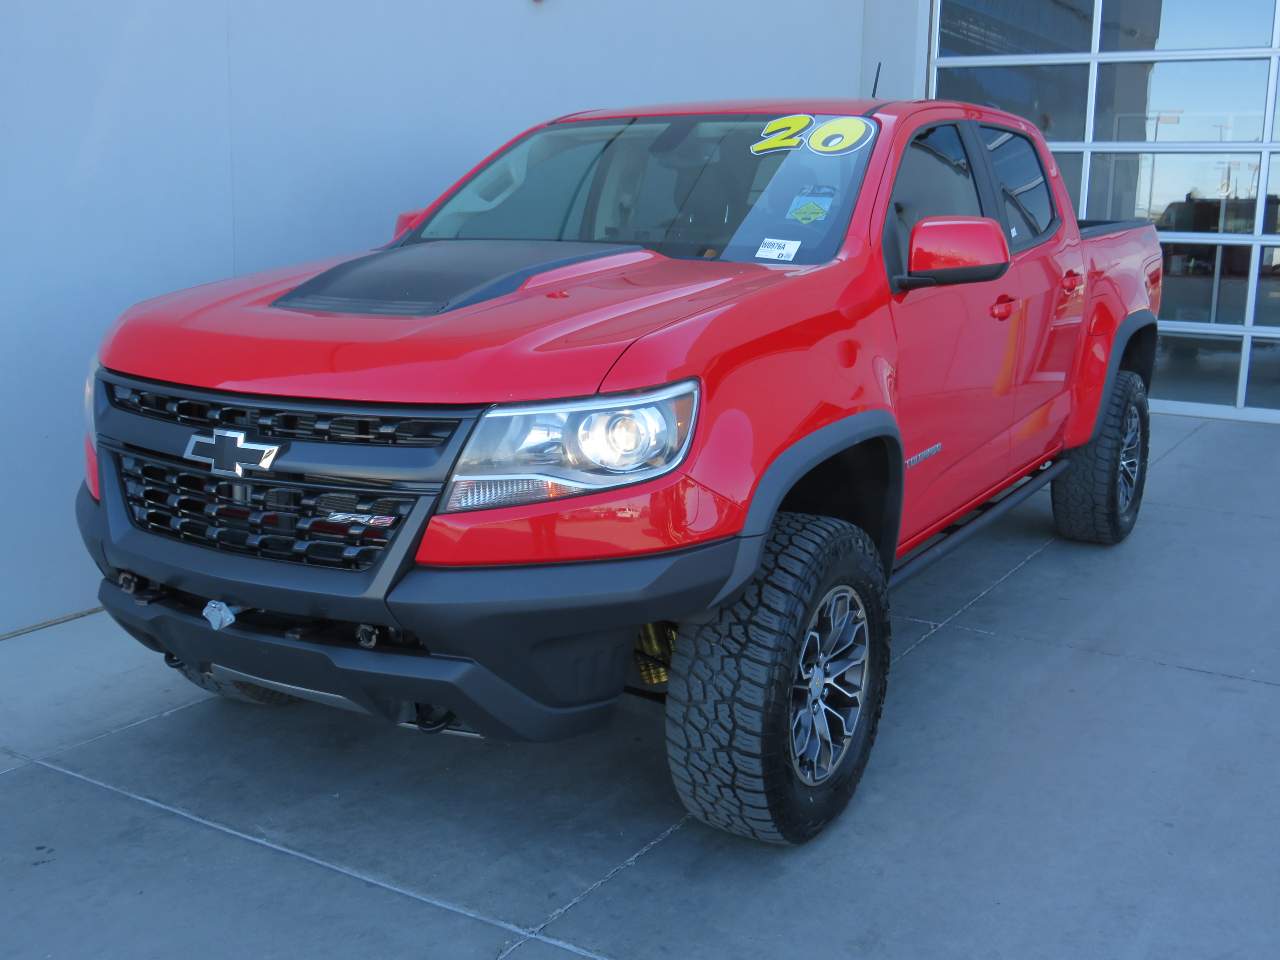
(1061, 270), (1084, 293)
(990, 295), (1016, 321)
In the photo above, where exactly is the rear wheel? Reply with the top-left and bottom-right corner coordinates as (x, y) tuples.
(1052, 370), (1149, 544)
(665, 513), (890, 844)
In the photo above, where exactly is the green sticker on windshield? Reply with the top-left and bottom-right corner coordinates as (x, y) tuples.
(786, 186), (836, 224)
(787, 200), (827, 224)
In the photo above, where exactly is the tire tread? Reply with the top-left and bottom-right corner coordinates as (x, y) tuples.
(1052, 371), (1148, 544)
(665, 512), (888, 844)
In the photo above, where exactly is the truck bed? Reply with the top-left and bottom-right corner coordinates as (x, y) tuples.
(1077, 218), (1154, 239)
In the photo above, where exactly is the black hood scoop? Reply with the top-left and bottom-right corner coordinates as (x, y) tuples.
(272, 239), (638, 317)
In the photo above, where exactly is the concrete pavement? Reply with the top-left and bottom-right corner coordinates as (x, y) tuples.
(3, 413), (1277, 959)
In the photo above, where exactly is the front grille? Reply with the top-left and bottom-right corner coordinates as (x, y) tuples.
(108, 383), (457, 447)
(118, 450), (417, 571)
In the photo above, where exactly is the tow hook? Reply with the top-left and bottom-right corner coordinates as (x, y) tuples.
(202, 600), (243, 631)
(117, 571), (167, 606)
(355, 623), (382, 649)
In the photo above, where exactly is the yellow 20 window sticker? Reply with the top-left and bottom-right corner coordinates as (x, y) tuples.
(750, 115), (873, 157)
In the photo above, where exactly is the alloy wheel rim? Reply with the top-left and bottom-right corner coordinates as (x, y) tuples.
(789, 585), (870, 786)
(1117, 403), (1142, 513)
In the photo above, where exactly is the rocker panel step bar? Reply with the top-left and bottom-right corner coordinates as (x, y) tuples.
(889, 460), (1068, 590)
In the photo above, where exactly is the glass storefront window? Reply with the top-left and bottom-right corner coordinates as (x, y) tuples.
(935, 64), (1089, 141)
(1151, 333), (1243, 405)
(1052, 152), (1083, 216)
(1261, 156), (1280, 232)
(1087, 153), (1260, 233)
(1244, 338), (1280, 408)
(1100, 0), (1275, 52)
(1159, 244), (1250, 324)
(940, 0), (1093, 56)
(1255, 248), (1280, 325)
(1093, 61), (1268, 142)
(935, 0), (1280, 414)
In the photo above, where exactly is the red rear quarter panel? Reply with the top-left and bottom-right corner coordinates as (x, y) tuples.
(1062, 224), (1162, 447)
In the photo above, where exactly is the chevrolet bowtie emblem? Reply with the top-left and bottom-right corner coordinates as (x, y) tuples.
(184, 429), (282, 478)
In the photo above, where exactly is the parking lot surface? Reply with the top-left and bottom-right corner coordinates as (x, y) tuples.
(3, 413), (1277, 959)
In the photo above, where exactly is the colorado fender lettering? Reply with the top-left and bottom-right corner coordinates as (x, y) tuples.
(904, 442), (942, 469)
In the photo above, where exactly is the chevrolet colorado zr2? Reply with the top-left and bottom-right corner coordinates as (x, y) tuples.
(78, 99), (1162, 843)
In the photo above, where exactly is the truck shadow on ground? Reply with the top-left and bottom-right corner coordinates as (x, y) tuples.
(54, 686), (687, 926)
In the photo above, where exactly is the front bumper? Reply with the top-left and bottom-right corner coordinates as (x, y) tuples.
(78, 483), (748, 740)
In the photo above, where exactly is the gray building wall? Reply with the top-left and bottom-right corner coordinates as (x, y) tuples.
(2, 0), (928, 633)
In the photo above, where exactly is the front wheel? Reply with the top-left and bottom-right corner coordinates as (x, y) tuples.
(665, 513), (890, 844)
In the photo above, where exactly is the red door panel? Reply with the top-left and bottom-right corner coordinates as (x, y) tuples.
(892, 279), (1018, 540)
(1008, 240), (1087, 467)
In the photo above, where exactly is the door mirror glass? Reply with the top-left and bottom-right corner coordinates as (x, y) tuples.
(898, 216), (1010, 290)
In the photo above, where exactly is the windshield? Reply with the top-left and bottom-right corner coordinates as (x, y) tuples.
(409, 113), (879, 265)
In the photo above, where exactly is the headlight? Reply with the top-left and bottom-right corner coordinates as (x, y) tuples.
(84, 359), (100, 450)
(443, 381), (699, 512)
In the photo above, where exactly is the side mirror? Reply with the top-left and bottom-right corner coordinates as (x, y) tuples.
(393, 208), (426, 240)
(895, 216), (1010, 291)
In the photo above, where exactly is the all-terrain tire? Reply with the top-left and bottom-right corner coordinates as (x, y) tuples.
(1051, 370), (1150, 545)
(168, 656), (298, 705)
(665, 512), (890, 844)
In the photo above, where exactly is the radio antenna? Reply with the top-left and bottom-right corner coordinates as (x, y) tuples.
(871, 61), (882, 98)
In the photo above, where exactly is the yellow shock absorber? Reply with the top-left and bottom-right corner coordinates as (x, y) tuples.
(636, 623), (676, 686)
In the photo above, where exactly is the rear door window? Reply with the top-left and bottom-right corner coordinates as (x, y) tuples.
(978, 126), (1057, 250)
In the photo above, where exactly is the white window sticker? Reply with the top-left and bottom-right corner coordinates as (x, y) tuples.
(756, 238), (801, 262)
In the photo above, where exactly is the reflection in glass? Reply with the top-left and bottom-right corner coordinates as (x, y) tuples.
(940, 0), (1092, 55)
(1152, 334), (1242, 405)
(1244, 338), (1280, 409)
(1093, 61), (1267, 142)
(1262, 156), (1280, 232)
(1254, 248), (1280, 326)
(1159, 244), (1249, 324)
(1052, 152), (1083, 216)
(1087, 153), (1260, 233)
(935, 64), (1089, 141)
(1101, 0), (1274, 51)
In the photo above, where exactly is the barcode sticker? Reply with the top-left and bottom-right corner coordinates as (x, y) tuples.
(756, 238), (802, 262)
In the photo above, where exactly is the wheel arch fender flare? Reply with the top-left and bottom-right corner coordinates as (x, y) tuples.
(1090, 308), (1158, 443)
(707, 409), (904, 608)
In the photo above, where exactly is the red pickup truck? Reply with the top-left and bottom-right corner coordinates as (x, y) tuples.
(78, 98), (1161, 844)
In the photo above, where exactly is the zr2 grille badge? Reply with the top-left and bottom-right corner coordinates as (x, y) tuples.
(183, 428), (283, 478)
(324, 512), (396, 528)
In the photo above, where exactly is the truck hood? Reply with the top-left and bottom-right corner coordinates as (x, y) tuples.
(100, 239), (785, 404)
